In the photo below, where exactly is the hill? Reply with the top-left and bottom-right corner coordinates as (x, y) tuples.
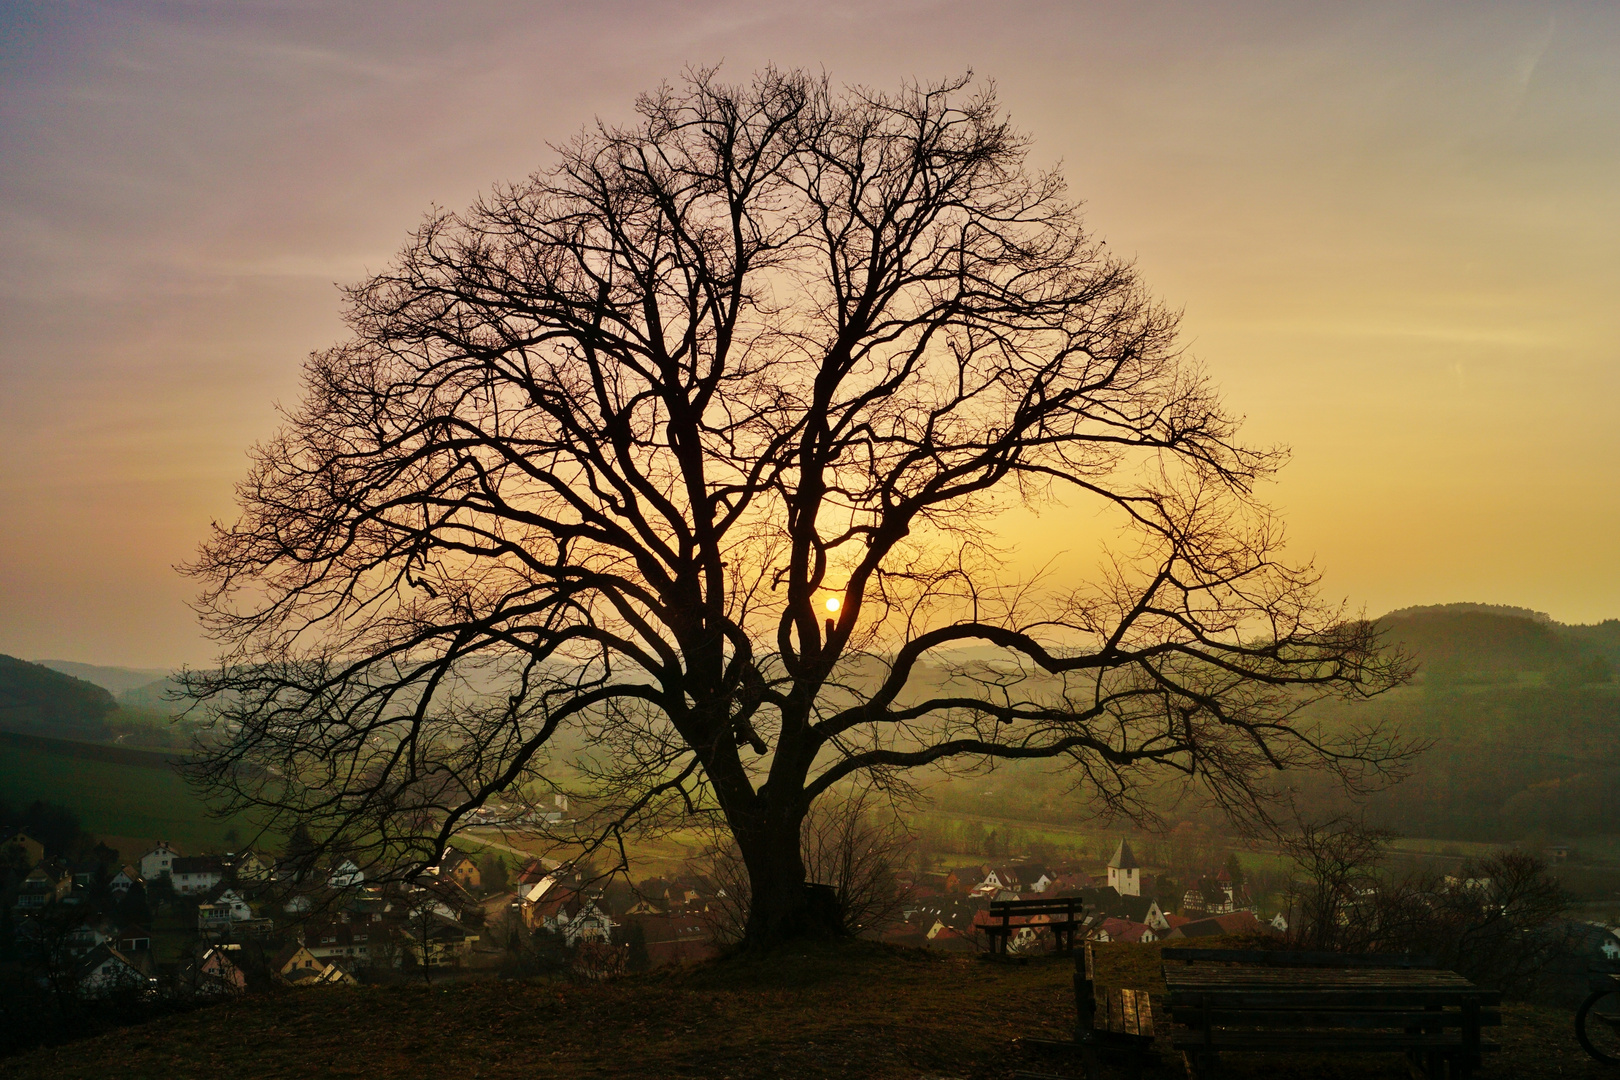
(1378, 606), (1617, 686)
(0, 654), (201, 747)
(0, 654), (119, 738)
(0, 942), (1598, 1079)
(34, 659), (170, 696)
(114, 676), (190, 715)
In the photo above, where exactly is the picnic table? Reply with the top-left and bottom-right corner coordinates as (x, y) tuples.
(1162, 948), (1499, 1079)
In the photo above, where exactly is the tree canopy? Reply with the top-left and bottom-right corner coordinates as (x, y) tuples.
(184, 68), (1410, 945)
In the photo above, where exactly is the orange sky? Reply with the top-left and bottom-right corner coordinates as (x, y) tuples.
(2, 1), (1616, 667)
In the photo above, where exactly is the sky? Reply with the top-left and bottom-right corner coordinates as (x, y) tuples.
(1, 0), (1616, 668)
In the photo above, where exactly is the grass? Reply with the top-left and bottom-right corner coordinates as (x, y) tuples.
(461, 825), (706, 879)
(0, 732), (243, 851)
(3, 940), (1610, 1079)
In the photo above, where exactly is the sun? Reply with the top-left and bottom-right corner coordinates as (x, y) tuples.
(824, 596), (841, 613)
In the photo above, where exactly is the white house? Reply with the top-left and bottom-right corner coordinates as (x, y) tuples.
(76, 944), (150, 998)
(139, 842), (180, 883)
(109, 866), (142, 895)
(971, 868), (1021, 896)
(199, 890), (255, 929)
(1106, 839), (1140, 897)
(215, 889), (253, 920)
(62, 919), (114, 957)
(170, 856), (225, 895)
(327, 860), (364, 888)
(527, 888), (616, 946)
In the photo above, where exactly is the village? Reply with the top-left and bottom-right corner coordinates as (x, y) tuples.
(3, 815), (1297, 1005)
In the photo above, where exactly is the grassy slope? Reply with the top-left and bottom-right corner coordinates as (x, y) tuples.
(0, 733), (239, 851)
(3, 941), (1609, 1080)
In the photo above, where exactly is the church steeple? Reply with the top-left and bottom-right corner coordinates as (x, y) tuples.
(1106, 839), (1140, 896)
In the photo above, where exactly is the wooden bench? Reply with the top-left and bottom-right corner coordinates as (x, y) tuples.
(1161, 947), (1500, 1080)
(1021, 941), (1156, 1079)
(982, 895), (1086, 956)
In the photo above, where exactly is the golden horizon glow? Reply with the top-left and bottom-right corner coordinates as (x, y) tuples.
(1, 2), (1616, 667)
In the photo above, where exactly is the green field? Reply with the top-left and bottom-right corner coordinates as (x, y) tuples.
(0, 732), (243, 851)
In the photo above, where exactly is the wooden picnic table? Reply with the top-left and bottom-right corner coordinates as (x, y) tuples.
(1162, 949), (1499, 1079)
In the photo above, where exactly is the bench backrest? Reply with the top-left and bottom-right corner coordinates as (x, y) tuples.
(987, 896), (1085, 919)
(1160, 947), (1437, 968)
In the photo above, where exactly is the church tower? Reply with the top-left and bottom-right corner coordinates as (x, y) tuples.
(1106, 838), (1140, 897)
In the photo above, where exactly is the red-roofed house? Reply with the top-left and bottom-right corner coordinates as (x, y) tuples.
(1096, 917), (1156, 943)
(1165, 910), (1269, 939)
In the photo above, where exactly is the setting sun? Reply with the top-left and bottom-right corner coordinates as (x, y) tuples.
(825, 597), (840, 613)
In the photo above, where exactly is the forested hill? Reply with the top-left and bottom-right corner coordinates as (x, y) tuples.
(0, 654), (195, 748)
(1379, 604), (1619, 686)
(1304, 607), (1620, 841)
(929, 605), (1619, 845)
(0, 654), (118, 736)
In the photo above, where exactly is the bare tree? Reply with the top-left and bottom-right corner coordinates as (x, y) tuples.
(1281, 816), (1397, 951)
(702, 785), (913, 942)
(182, 67), (1412, 948)
(1369, 851), (1572, 995)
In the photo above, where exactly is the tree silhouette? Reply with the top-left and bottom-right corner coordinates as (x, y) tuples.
(183, 68), (1411, 946)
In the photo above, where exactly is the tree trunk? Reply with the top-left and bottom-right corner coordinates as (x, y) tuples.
(736, 807), (843, 948)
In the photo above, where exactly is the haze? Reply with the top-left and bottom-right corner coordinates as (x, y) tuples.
(2, 0), (1616, 668)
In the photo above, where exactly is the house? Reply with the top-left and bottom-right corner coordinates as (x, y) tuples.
(902, 897), (985, 936)
(108, 865), (142, 895)
(525, 887), (616, 946)
(1093, 890), (1167, 930)
(1019, 866), (1055, 894)
(3, 831), (45, 867)
(397, 912), (480, 968)
(119, 925), (152, 952)
(1211, 868), (1237, 913)
(417, 874), (480, 920)
(1096, 917), (1156, 943)
(69, 854), (107, 889)
(62, 917), (115, 956)
(923, 923), (978, 953)
(214, 889), (254, 920)
(623, 913), (719, 967)
(194, 945), (248, 996)
(198, 889), (255, 931)
(1270, 912), (1289, 933)
(313, 962), (359, 985)
(15, 860), (73, 909)
(272, 943), (331, 986)
(139, 841), (181, 882)
(515, 856), (562, 886)
(438, 849), (482, 891)
(341, 888), (393, 925)
(303, 921), (380, 967)
(623, 898), (665, 916)
(1166, 910), (1269, 939)
(170, 855), (226, 895)
(327, 859), (365, 888)
(231, 849), (274, 883)
(1106, 839), (1140, 897)
(970, 867), (1021, 896)
(76, 943), (150, 998)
